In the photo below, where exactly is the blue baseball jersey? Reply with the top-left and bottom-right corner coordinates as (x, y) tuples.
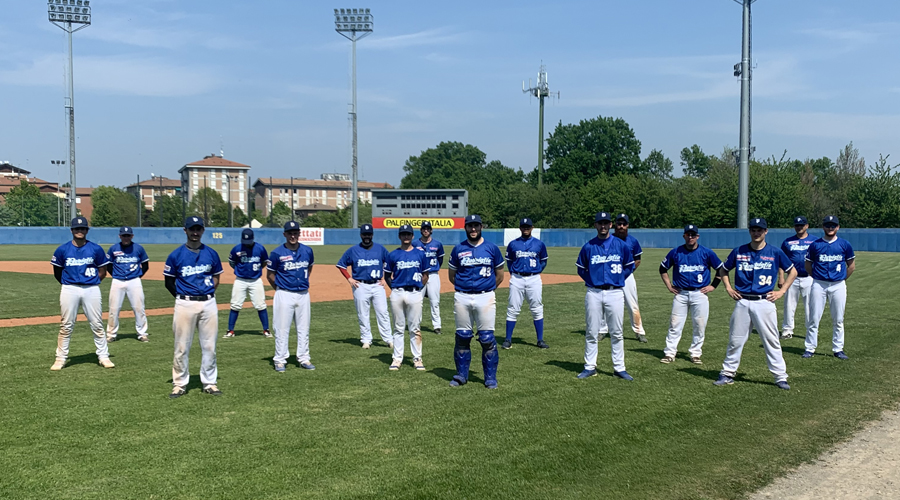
(781, 234), (818, 278)
(229, 242), (269, 280)
(506, 236), (549, 274)
(448, 239), (505, 293)
(51, 241), (109, 286)
(620, 234), (643, 260)
(575, 236), (635, 288)
(267, 243), (315, 291)
(723, 243), (793, 294)
(806, 237), (855, 282)
(412, 238), (445, 273)
(661, 245), (723, 289)
(163, 244), (224, 296)
(106, 242), (149, 281)
(385, 247), (428, 289)
(337, 243), (391, 281)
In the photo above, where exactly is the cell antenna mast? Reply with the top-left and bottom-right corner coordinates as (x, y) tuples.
(733, 0), (757, 229)
(523, 63), (558, 187)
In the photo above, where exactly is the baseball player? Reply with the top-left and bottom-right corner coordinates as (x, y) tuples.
(715, 217), (796, 390)
(803, 215), (855, 360)
(503, 217), (549, 349)
(658, 224), (723, 365)
(267, 221), (316, 372)
(778, 216), (818, 339)
(164, 216), (224, 398)
(412, 221), (444, 334)
(448, 214), (505, 389)
(226, 228), (271, 338)
(614, 213), (647, 343)
(384, 224), (429, 371)
(50, 217), (114, 371)
(105, 226), (150, 343)
(575, 212), (635, 381)
(336, 224), (393, 349)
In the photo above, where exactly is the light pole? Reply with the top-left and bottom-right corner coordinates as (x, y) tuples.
(334, 8), (373, 228)
(523, 65), (558, 187)
(733, 0), (756, 229)
(48, 0), (91, 220)
(226, 174), (238, 228)
(51, 160), (65, 225)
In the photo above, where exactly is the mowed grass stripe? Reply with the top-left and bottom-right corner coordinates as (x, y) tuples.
(0, 251), (898, 499)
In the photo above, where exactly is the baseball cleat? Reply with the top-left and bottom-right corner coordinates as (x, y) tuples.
(802, 351), (815, 358)
(536, 340), (550, 349)
(413, 358), (425, 371)
(169, 386), (186, 399)
(484, 380), (498, 389)
(300, 362), (316, 370)
(202, 385), (223, 396)
(224, 330), (235, 338)
(775, 381), (791, 390)
(690, 357), (703, 365)
(362, 342), (371, 349)
(614, 370), (634, 381)
(713, 375), (734, 386)
(501, 340), (512, 350)
(660, 355), (675, 364)
(389, 359), (401, 371)
(388, 342), (394, 350)
(50, 359), (65, 371)
(576, 369), (598, 379)
(262, 330), (272, 338)
(636, 334), (648, 343)
(833, 351), (850, 360)
(137, 335), (149, 343)
(274, 363), (286, 372)
(106, 334), (117, 342)
(449, 376), (467, 387)
(434, 328), (442, 335)
(780, 331), (793, 339)
(599, 332), (608, 341)
(99, 358), (115, 369)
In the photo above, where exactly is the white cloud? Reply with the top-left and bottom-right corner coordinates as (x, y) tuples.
(757, 111), (900, 141)
(364, 28), (468, 50)
(79, 15), (247, 50)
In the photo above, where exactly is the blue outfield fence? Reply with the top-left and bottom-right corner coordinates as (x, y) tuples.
(0, 227), (898, 252)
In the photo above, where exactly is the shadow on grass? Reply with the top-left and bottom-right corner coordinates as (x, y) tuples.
(431, 367), (456, 382)
(570, 330), (586, 336)
(676, 366), (720, 381)
(232, 329), (266, 337)
(369, 353), (392, 367)
(329, 337), (361, 346)
(165, 375), (207, 395)
(109, 333), (139, 342)
(66, 352), (103, 368)
(545, 359), (583, 375)
(782, 345), (810, 356)
(631, 347), (666, 360)
(733, 373), (781, 387)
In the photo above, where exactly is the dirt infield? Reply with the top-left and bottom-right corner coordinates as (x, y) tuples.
(0, 261), (581, 328)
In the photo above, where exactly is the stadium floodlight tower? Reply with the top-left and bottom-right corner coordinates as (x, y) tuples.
(523, 64), (559, 187)
(48, 0), (91, 220)
(733, 0), (756, 229)
(334, 8), (373, 229)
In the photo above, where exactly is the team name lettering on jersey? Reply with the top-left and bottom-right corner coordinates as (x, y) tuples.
(818, 254), (844, 262)
(357, 258), (380, 267)
(395, 260), (421, 270)
(678, 264), (707, 273)
(65, 257), (95, 266)
(181, 264), (212, 277)
(240, 255), (261, 263)
(789, 244), (810, 253)
(590, 254), (622, 265)
(114, 256), (140, 264)
(738, 261), (773, 271)
(283, 261), (309, 271)
(515, 250), (538, 258)
(460, 256), (493, 266)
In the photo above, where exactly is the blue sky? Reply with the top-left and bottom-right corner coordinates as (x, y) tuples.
(1, 0), (897, 189)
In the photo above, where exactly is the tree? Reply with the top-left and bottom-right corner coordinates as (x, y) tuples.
(188, 187), (229, 227)
(302, 202), (372, 228)
(680, 144), (713, 177)
(0, 203), (17, 226)
(150, 194), (186, 227)
(91, 186), (142, 227)
(4, 180), (58, 226)
(642, 149), (674, 179)
(232, 206), (249, 227)
(848, 155), (900, 227)
(400, 142), (523, 191)
(269, 201), (293, 227)
(544, 116), (642, 185)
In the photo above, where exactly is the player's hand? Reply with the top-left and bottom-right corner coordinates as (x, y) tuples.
(700, 285), (715, 294)
(726, 287), (742, 300)
(348, 278), (360, 289)
(777, 280), (784, 289)
(767, 290), (785, 302)
(666, 285), (679, 295)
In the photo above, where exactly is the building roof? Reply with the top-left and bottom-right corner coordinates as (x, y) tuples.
(0, 162), (31, 175)
(126, 177), (182, 189)
(253, 178), (392, 189)
(181, 155), (250, 170)
(298, 202), (338, 212)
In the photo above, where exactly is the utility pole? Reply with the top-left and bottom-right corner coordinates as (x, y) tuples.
(48, 0), (91, 220)
(334, 8), (373, 228)
(733, 0), (757, 228)
(523, 64), (559, 187)
(136, 174), (141, 227)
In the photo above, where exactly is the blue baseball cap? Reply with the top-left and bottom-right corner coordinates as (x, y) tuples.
(793, 216), (808, 225)
(519, 217), (534, 227)
(360, 224), (374, 234)
(284, 221), (300, 231)
(615, 213), (630, 224)
(184, 216), (204, 228)
(70, 217), (89, 229)
(399, 224), (414, 234)
(241, 228), (255, 242)
(684, 224), (699, 234)
(465, 215), (482, 225)
(119, 226), (134, 235)
(594, 212), (612, 223)
(823, 215), (839, 226)
(421, 220), (433, 229)
(749, 217), (768, 229)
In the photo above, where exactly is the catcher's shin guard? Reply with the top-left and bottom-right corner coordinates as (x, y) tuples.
(454, 331), (473, 383)
(478, 330), (498, 385)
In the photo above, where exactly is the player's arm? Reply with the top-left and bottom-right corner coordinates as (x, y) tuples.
(448, 268), (456, 285)
(719, 266), (741, 300)
(495, 265), (505, 287)
(658, 264), (678, 295)
(777, 269), (785, 289)
(53, 266), (63, 284)
(633, 254), (642, 269)
(338, 265), (359, 288)
(769, 267), (796, 302)
(106, 262), (115, 276)
(703, 265), (723, 294)
(97, 266), (107, 281)
(383, 268), (393, 288)
(141, 261), (149, 276)
(846, 258), (856, 279)
(164, 276), (177, 297)
(212, 273), (220, 290)
(266, 268), (277, 289)
(804, 260), (813, 276)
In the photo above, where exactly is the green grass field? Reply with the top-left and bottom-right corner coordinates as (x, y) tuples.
(1, 248), (899, 499)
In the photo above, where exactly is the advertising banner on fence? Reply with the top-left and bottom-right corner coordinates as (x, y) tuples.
(372, 217), (465, 230)
(297, 227), (325, 245)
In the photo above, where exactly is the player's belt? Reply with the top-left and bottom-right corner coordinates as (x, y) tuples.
(392, 286), (421, 292)
(177, 294), (215, 301)
(458, 289), (493, 294)
(740, 293), (767, 301)
(359, 280), (379, 284)
(514, 273), (537, 277)
(589, 285), (622, 290)
(680, 287), (700, 291)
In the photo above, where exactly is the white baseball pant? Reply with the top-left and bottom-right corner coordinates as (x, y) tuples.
(623, 274), (645, 335)
(230, 277), (267, 311)
(454, 291), (497, 333)
(584, 288), (626, 372)
(172, 298), (218, 388)
(353, 283), (392, 344)
(273, 289), (311, 364)
(506, 274), (544, 321)
(390, 288), (424, 361)
(663, 290), (709, 358)
(57, 284), (109, 361)
(720, 299), (788, 383)
(805, 279), (847, 353)
(106, 278), (147, 337)
(423, 272), (442, 330)
(781, 276), (812, 335)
